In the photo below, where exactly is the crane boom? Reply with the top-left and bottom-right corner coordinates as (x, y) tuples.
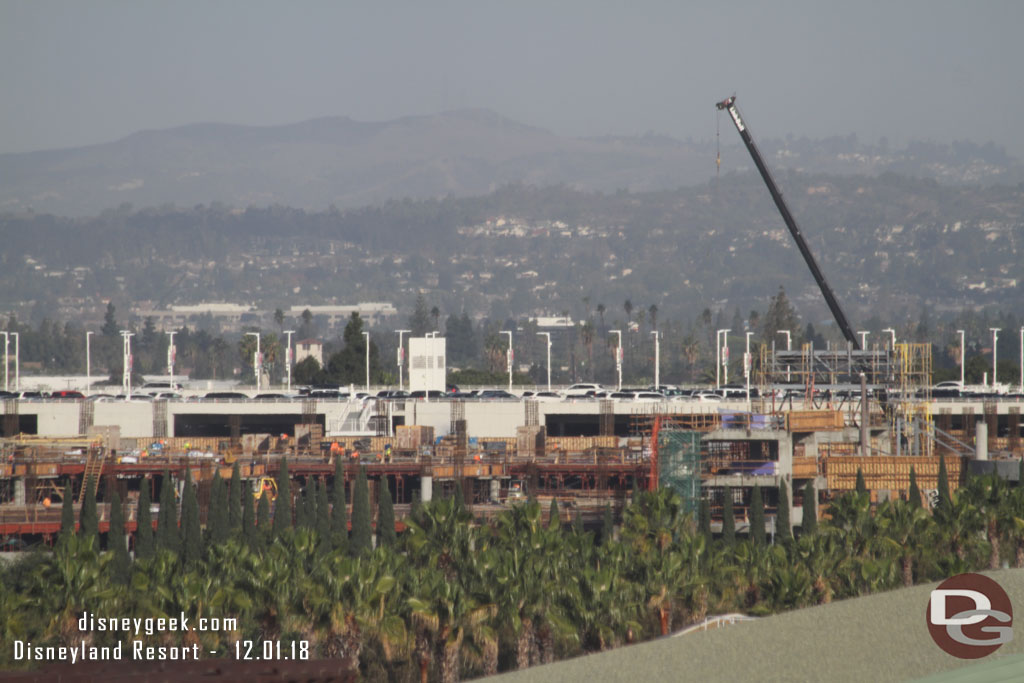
(716, 95), (860, 350)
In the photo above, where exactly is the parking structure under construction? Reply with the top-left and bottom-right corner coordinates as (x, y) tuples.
(1, 346), (1021, 547)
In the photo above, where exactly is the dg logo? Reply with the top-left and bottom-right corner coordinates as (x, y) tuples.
(927, 573), (1013, 659)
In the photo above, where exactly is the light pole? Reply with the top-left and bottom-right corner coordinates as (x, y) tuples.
(719, 329), (731, 387)
(284, 330), (295, 393)
(396, 329), (410, 391)
(245, 332), (261, 392)
(777, 330), (791, 383)
(500, 330), (513, 392)
(857, 331), (869, 349)
(537, 332), (551, 391)
(745, 331), (753, 405)
(651, 331), (660, 391)
(716, 330), (721, 389)
(611, 330), (623, 390)
(1, 332), (8, 392)
(991, 328), (1001, 388)
(882, 328), (896, 381)
(85, 331), (93, 393)
(425, 331), (439, 403)
(362, 331), (370, 392)
(167, 331), (176, 387)
(882, 328), (896, 350)
(119, 331), (133, 398)
(957, 329), (965, 388)
(12, 332), (18, 392)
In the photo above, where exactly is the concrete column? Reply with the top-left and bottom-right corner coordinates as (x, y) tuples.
(13, 477), (25, 505)
(490, 479), (500, 503)
(860, 373), (870, 457)
(976, 421), (989, 461)
(421, 475), (432, 502)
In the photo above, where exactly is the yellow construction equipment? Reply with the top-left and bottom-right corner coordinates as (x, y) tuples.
(254, 476), (278, 502)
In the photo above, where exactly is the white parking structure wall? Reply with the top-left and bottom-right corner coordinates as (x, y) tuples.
(408, 337), (446, 393)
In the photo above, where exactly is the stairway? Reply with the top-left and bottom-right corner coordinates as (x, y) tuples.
(78, 448), (105, 503)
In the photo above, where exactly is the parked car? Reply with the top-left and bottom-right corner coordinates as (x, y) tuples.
(408, 390), (446, 400)
(567, 383), (603, 393)
(478, 389), (516, 400)
(532, 391), (563, 401)
(51, 390), (85, 399)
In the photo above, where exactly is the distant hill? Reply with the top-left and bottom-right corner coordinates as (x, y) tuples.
(2, 109), (1022, 217)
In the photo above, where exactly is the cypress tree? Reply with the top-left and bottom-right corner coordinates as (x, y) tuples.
(908, 466), (922, 508)
(58, 483), (75, 545)
(855, 468), (867, 497)
(80, 474), (99, 546)
(156, 470), (180, 554)
(937, 455), (951, 514)
(777, 482), (792, 543)
(294, 478), (310, 530)
(722, 486), (736, 547)
(135, 479), (154, 560)
(273, 457), (292, 537)
(316, 478), (331, 542)
(454, 479), (466, 508)
(108, 489), (131, 584)
(305, 477), (318, 530)
(350, 465), (372, 555)
(548, 497), (561, 530)
(241, 487), (257, 549)
(207, 471), (226, 547)
(331, 459), (348, 550)
(228, 462), (242, 532)
(699, 498), (712, 544)
(181, 469), (202, 566)
(601, 504), (614, 545)
(573, 509), (583, 535)
(256, 492), (271, 548)
(749, 484), (765, 546)
(1019, 456), (1024, 488)
(377, 476), (396, 548)
(802, 480), (818, 536)
(410, 489), (422, 522)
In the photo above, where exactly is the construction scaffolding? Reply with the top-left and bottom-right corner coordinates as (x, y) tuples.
(656, 429), (702, 516)
(760, 343), (894, 389)
(891, 343), (934, 457)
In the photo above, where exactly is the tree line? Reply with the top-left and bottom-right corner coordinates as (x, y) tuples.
(3, 458), (1024, 680)
(3, 291), (1021, 389)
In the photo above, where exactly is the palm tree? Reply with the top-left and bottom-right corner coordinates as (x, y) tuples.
(407, 567), (495, 683)
(961, 474), (1013, 570)
(27, 534), (119, 647)
(580, 320), (595, 381)
(876, 499), (935, 586)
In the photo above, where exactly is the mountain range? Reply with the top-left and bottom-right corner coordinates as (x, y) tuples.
(2, 109), (1022, 217)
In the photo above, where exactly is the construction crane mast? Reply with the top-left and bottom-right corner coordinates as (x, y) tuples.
(716, 95), (860, 350)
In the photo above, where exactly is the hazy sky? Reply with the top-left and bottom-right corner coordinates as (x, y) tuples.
(3, 1), (1022, 157)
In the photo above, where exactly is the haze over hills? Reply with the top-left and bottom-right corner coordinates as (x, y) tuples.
(2, 109), (1022, 217)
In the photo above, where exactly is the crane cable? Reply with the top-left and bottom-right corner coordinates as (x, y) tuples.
(716, 108), (721, 178)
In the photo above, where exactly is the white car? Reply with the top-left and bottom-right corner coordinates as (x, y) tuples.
(633, 392), (667, 403)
